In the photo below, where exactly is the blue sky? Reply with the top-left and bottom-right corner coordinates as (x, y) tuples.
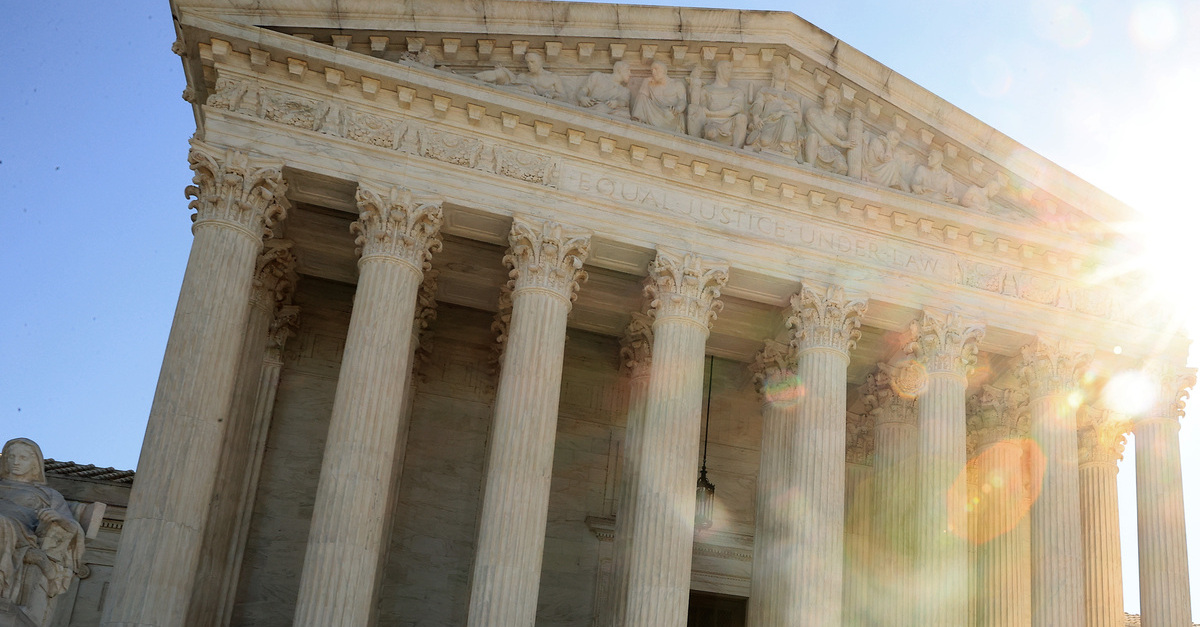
(2, 0), (1198, 618)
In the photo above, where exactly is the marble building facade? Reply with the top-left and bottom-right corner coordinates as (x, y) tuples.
(89, 1), (1195, 626)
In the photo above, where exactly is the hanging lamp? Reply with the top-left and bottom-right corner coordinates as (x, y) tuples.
(695, 355), (716, 530)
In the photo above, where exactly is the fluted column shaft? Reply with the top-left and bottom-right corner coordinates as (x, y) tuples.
(976, 440), (1030, 627)
(608, 315), (653, 627)
(1134, 417), (1191, 627)
(910, 312), (982, 627)
(467, 217), (592, 627)
(293, 184), (443, 626)
(843, 459), (872, 627)
(867, 370), (918, 627)
(102, 142), (287, 627)
(624, 250), (728, 627)
(1080, 461), (1121, 627)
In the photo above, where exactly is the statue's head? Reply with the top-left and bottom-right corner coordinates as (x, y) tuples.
(886, 130), (902, 145)
(650, 60), (668, 82)
(613, 60), (631, 83)
(525, 52), (545, 72)
(823, 85), (840, 108)
(715, 59), (733, 82)
(1, 438), (46, 484)
(928, 149), (945, 167)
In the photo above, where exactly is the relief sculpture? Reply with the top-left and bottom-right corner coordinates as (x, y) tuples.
(804, 86), (857, 175)
(631, 61), (688, 133)
(575, 61), (632, 118)
(474, 52), (565, 100)
(686, 60), (748, 149)
(745, 60), (805, 159)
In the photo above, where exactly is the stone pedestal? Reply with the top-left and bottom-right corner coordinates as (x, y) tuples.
(608, 313), (653, 627)
(1078, 406), (1128, 627)
(1133, 361), (1195, 627)
(102, 141), (287, 627)
(909, 312), (983, 627)
(293, 184), (443, 626)
(623, 249), (727, 627)
(1020, 340), (1089, 627)
(466, 217), (591, 627)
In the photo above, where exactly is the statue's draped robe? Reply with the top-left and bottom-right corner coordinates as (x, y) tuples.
(747, 87), (803, 155)
(0, 479), (85, 605)
(632, 78), (687, 133)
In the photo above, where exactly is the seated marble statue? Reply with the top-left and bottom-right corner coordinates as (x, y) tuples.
(804, 85), (856, 175)
(631, 61), (688, 133)
(961, 180), (1002, 212)
(0, 438), (85, 625)
(473, 52), (565, 100)
(575, 61), (632, 118)
(911, 149), (958, 203)
(686, 61), (748, 148)
(745, 60), (805, 158)
(863, 130), (911, 191)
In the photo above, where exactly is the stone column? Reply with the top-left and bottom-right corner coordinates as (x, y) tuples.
(292, 183), (443, 626)
(466, 217), (591, 627)
(864, 365), (918, 627)
(192, 241), (298, 627)
(908, 311), (983, 627)
(1133, 360), (1195, 627)
(967, 385), (1031, 627)
(747, 284), (866, 627)
(607, 313), (654, 627)
(1019, 339), (1090, 627)
(102, 141), (287, 627)
(623, 249), (728, 627)
(843, 411), (874, 627)
(1077, 406), (1129, 627)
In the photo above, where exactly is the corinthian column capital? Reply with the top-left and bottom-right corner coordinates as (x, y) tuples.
(787, 283), (867, 357)
(352, 182), (444, 270)
(846, 411), (875, 465)
(1018, 338), (1093, 399)
(906, 311), (984, 377)
(866, 364), (919, 426)
(1140, 359), (1196, 422)
(265, 305), (300, 364)
(504, 215), (591, 302)
(250, 239), (298, 312)
(1077, 406), (1130, 466)
(620, 312), (655, 376)
(750, 339), (796, 401)
(966, 384), (1029, 450)
(644, 248), (729, 330)
(186, 139), (288, 239)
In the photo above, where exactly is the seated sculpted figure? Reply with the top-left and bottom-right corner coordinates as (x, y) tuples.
(575, 61), (632, 118)
(863, 130), (911, 191)
(745, 60), (804, 158)
(474, 52), (565, 100)
(911, 149), (959, 203)
(961, 180), (1002, 212)
(804, 85), (857, 175)
(686, 61), (748, 148)
(0, 438), (85, 626)
(631, 61), (688, 133)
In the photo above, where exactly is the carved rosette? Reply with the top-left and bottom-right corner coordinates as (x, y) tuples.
(249, 239), (298, 312)
(750, 339), (796, 400)
(1018, 339), (1093, 399)
(352, 182), (444, 270)
(966, 385), (1030, 453)
(787, 283), (867, 357)
(265, 305), (300, 365)
(846, 411), (875, 465)
(862, 366), (917, 426)
(186, 140), (288, 239)
(1077, 406), (1131, 466)
(644, 249), (729, 330)
(1140, 359), (1196, 422)
(619, 312), (654, 377)
(503, 216), (591, 303)
(905, 311), (985, 376)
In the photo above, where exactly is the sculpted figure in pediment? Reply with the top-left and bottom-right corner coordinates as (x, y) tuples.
(911, 149), (959, 203)
(686, 61), (748, 148)
(474, 52), (566, 100)
(631, 61), (688, 133)
(804, 85), (856, 175)
(576, 61), (632, 118)
(1, 438), (85, 626)
(863, 130), (913, 191)
(962, 180), (1002, 212)
(745, 60), (805, 158)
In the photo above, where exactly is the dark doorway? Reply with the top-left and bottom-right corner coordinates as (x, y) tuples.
(686, 591), (747, 627)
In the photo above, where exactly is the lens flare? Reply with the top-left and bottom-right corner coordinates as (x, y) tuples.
(761, 372), (804, 406)
(1129, 1), (1180, 50)
(1103, 370), (1156, 415)
(951, 439), (1046, 544)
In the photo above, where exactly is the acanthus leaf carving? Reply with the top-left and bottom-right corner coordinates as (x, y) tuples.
(966, 384), (1030, 452)
(1077, 406), (1130, 466)
(185, 139), (288, 239)
(644, 249), (729, 330)
(503, 215), (591, 303)
(351, 182), (444, 270)
(905, 311), (984, 376)
(862, 365), (917, 426)
(251, 239), (298, 312)
(787, 283), (867, 356)
(750, 339), (796, 400)
(1139, 359), (1196, 422)
(620, 312), (655, 376)
(846, 411), (875, 465)
(265, 304), (301, 364)
(1017, 338), (1092, 399)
